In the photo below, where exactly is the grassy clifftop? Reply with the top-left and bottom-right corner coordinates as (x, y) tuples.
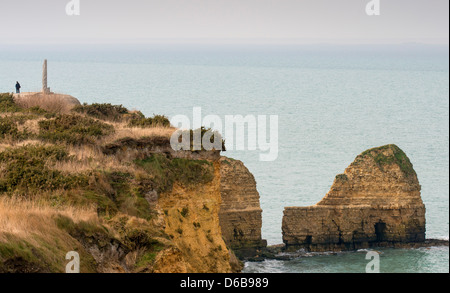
(358, 144), (417, 178)
(0, 93), (230, 273)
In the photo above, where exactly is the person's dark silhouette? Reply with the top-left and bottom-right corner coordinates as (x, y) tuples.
(15, 81), (21, 94)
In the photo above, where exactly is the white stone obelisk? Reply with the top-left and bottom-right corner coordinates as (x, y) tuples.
(42, 59), (51, 94)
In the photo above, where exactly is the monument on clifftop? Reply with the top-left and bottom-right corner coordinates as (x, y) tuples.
(12, 59), (81, 112)
(42, 59), (51, 94)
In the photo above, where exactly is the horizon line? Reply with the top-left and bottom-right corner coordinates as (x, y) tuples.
(1, 37), (449, 47)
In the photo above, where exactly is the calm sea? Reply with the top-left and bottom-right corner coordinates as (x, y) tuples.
(1, 43), (448, 273)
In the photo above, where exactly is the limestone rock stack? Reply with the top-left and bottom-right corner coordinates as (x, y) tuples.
(219, 157), (266, 257)
(282, 144), (426, 251)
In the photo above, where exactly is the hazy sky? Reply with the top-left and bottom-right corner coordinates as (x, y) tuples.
(0, 0), (448, 44)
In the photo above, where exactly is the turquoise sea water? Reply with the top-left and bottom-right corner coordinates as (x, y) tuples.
(0, 44), (448, 273)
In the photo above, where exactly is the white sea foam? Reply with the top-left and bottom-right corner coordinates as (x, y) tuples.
(436, 235), (449, 241)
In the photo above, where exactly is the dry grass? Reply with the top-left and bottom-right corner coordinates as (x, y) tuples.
(17, 118), (44, 134)
(14, 93), (78, 114)
(0, 196), (100, 273)
(101, 122), (175, 145)
(53, 144), (137, 174)
(0, 139), (54, 153)
(0, 122), (174, 176)
(0, 196), (98, 242)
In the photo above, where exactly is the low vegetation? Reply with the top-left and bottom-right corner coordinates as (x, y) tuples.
(335, 173), (349, 182)
(0, 93), (22, 113)
(128, 115), (171, 128)
(174, 127), (226, 151)
(360, 144), (416, 177)
(134, 154), (214, 193)
(0, 196), (100, 273)
(73, 102), (171, 128)
(0, 116), (31, 141)
(38, 114), (115, 145)
(73, 103), (133, 122)
(0, 145), (86, 194)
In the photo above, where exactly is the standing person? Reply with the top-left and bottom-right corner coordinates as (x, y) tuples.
(15, 81), (21, 94)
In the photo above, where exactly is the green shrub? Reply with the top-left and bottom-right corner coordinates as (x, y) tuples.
(26, 106), (55, 117)
(335, 174), (349, 182)
(180, 207), (189, 218)
(0, 117), (30, 141)
(55, 215), (107, 237)
(360, 144), (416, 177)
(128, 115), (171, 128)
(134, 154), (214, 193)
(106, 171), (152, 220)
(0, 144), (68, 162)
(135, 252), (158, 269)
(38, 114), (114, 145)
(65, 171), (153, 219)
(73, 103), (131, 122)
(0, 145), (84, 194)
(2, 114), (36, 124)
(174, 127), (225, 151)
(0, 93), (21, 113)
(75, 190), (118, 217)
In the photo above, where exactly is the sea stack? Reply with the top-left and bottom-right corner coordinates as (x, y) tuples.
(219, 157), (267, 258)
(282, 144), (426, 252)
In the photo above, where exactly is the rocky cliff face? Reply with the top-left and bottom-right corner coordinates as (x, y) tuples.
(101, 136), (264, 270)
(282, 144), (426, 252)
(153, 156), (266, 272)
(155, 160), (236, 273)
(219, 157), (266, 258)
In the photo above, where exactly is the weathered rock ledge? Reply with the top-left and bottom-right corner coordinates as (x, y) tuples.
(282, 144), (427, 252)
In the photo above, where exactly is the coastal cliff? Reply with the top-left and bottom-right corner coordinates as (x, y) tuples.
(0, 93), (261, 273)
(282, 144), (426, 252)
